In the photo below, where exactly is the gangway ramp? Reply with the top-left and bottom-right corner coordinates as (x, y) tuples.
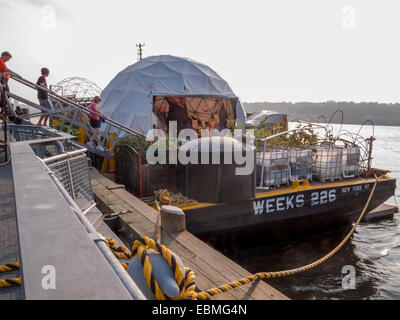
(4, 71), (143, 159)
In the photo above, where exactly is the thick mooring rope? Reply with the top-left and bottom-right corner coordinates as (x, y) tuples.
(0, 262), (21, 288)
(0, 262), (20, 273)
(194, 176), (379, 299)
(0, 278), (21, 288)
(107, 176), (380, 300)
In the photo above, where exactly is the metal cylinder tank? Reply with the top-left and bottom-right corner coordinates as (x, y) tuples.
(178, 136), (255, 203)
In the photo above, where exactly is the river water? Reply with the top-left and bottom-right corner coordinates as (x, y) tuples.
(229, 123), (400, 300)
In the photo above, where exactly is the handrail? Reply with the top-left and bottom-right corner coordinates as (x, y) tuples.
(18, 106), (78, 119)
(42, 148), (88, 164)
(7, 92), (119, 143)
(8, 70), (143, 137)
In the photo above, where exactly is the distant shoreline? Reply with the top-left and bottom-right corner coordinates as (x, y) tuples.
(287, 119), (397, 128)
(244, 101), (400, 127)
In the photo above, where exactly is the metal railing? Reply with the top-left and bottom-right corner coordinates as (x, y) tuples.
(7, 124), (94, 208)
(43, 149), (94, 205)
(3, 71), (143, 159)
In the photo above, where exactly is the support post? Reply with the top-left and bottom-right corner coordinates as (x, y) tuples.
(78, 127), (86, 144)
(160, 205), (186, 234)
(102, 132), (117, 172)
(367, 136), (375, 172)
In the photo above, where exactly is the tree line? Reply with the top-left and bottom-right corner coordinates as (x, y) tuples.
(243, 101), (400, 126)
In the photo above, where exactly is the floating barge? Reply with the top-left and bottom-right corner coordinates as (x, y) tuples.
(183, 175), (396, 250)
(116, 133), (396, 251)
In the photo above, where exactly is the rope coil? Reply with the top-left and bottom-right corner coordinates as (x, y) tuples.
(110, 236), (198, 300)
(155, 189), (198, 208)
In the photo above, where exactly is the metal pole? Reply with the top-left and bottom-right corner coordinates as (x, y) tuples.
(136, 43), (145, 61)
(367, 136), (375, 172)
(0, 85), (8, 161)
(42, 148), (88, 163)
(66, 159), (76, 199)
(66, 109), (79, 135)
(259, 140), (266, 188)
(139, 152), (143, 198)
(9, 92), (120, 145)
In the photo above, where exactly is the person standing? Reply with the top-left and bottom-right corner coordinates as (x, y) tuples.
(0, 51), (12, 114)
(0, 51), (12, 90)
(87, 96), (107, 151)
(36, 67), (53, 126)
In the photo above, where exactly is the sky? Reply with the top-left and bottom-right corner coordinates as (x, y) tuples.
(1, 0), (400, 103)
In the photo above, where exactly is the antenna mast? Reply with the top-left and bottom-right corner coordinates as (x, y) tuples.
(136, 43), (145, 61)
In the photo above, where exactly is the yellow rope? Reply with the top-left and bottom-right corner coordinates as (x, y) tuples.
(105, 238), (132, 260)
(105, 175), (380, 300)
(130, 237), (196, 300)
(0, 262), (21, 288)
(0, 278), (21, 288)
(194, 175), (379, 299)
(155, 189), (198, 208)
(0, 262), (20, 273)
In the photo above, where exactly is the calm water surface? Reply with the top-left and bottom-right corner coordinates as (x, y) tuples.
(228, 124), (400, 300)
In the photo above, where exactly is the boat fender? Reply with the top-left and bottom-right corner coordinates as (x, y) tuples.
(126, 248), (186, 300)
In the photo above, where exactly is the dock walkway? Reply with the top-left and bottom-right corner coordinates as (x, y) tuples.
(90, 168), (289, 300)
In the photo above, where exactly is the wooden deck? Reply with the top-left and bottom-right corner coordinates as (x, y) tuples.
(89, 168), (289, 300)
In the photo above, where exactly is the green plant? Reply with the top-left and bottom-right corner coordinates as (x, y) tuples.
(119, 134), (150, 152)
(254, 121), (328, 150)
(52, 121), (79, 138)
(118, 134), (182, 166)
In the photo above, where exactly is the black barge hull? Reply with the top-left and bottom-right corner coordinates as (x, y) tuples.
(184, 177), (396, 250)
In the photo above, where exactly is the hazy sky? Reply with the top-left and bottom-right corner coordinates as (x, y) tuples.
(1, 0), (400, 103)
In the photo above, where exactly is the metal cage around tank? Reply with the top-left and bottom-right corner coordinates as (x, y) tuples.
(311, 146), (343, 182)
(289, 149), (313, 182)
(341, 146), (361, 178)
(256, 149), (290, 189)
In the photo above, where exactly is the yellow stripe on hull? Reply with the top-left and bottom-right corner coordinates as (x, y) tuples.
(255, 175), (393, 199)
(180, 175), (394, 211)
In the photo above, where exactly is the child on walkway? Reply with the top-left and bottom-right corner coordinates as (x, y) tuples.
(36, 68), (53, 126)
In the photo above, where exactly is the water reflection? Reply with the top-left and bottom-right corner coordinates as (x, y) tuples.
(225, 226), (374, 299)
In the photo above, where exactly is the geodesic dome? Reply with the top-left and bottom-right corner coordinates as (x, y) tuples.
(100, 55), (246, 135)
(52, 77), (101, 105)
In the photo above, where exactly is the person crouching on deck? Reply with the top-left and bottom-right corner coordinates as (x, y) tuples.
(87, 96), (107, 151)
(36, 68), (53, 127)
